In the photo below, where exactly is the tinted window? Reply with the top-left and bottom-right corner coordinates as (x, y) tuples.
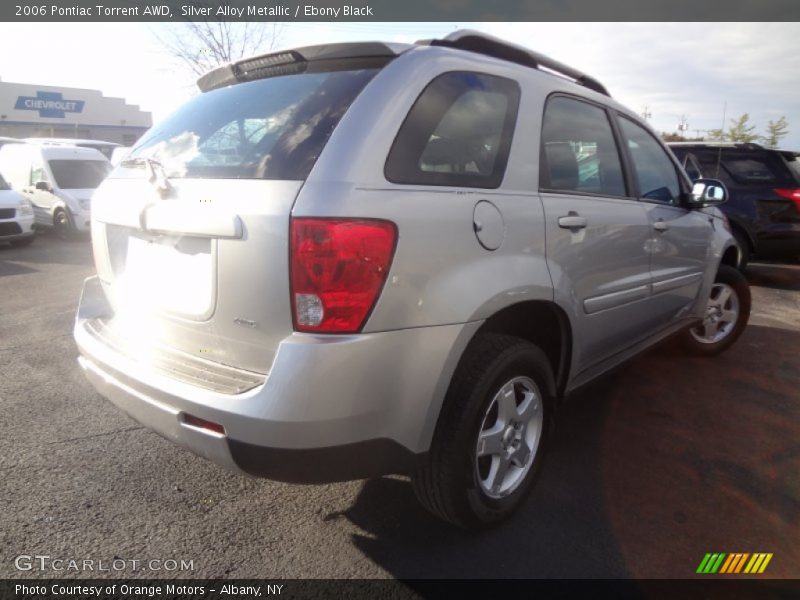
(620, 118), (681, 204)
(540, 96), (626, 197)
(724, 155), (776, 183)
(689, 149), (793, 187)
(49, 160), (112, 189)
(385, 72), (520, 188)
(129, 69), (379, 180)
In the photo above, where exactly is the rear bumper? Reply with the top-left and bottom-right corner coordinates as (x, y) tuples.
(74, 276), (477, 482)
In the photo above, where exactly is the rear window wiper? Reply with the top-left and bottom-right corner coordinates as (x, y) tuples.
(121, 156), (173, 198)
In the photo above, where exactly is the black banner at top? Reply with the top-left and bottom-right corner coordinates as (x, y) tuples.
(4, 0), (800, 22)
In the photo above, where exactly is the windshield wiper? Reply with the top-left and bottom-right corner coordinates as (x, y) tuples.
(121, 157), (173, 198)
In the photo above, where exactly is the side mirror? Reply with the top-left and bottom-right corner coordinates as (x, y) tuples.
(34, 180), (51, 192)
(689, 178), (727, 207)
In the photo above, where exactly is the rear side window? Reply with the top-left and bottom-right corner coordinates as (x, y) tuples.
(539, 96), (626, 197)
(619, 117), (681, 204)
(128, 68), (379, 180)
(385, 72), (520, 188)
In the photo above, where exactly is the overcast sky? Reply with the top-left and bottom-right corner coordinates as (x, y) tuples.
(0, 22), (798, 148)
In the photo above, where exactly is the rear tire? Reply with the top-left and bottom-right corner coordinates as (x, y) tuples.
(412, 333), (554, 529)
(680, 265), (750, 356)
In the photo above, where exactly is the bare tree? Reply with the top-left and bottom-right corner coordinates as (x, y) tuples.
(157, 21), (284, 78)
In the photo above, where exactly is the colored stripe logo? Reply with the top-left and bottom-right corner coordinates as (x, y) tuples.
(697, 552), (773, 574)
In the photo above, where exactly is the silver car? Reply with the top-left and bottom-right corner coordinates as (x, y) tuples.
(74, 30), (750, 528)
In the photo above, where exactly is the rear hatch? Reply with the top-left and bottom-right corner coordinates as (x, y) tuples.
(89, 61), (384, 376)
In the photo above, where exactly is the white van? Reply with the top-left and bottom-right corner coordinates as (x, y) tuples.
(0, 144), (111, 238)
(25, 138), (121, 161)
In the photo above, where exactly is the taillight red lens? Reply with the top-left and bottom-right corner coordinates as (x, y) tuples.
(290, 218), (397, 333)
(774, 188), (800, 211)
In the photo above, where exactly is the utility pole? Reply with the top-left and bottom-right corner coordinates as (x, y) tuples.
(641, 105), (652, 121)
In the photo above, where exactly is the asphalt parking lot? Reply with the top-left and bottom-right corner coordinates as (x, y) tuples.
(1, 232), (798, 580)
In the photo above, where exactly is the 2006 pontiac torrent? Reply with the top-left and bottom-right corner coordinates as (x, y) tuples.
(74, 31), (750, 527)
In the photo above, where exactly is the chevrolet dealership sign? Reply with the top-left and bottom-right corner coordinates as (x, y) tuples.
(14, 91), (85, 118)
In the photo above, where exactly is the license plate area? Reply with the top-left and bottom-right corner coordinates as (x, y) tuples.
(119, 232), (216, 320)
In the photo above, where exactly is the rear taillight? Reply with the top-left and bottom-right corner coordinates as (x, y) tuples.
(774, 188), (800, 212)
(290, 218), (397, 333)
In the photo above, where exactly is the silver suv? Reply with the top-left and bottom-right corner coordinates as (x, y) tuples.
(74, 31), (750, 528)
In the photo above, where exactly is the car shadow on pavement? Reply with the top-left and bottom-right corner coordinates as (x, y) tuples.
(328, 372), (632, 579)
(331, 323), (800, 579)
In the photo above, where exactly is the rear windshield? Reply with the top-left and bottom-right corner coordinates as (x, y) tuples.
(48, 160), (112, 189)
(79, 144), (115, 160)
(676, 148), (795, 186)
(128, 69), (379, 180)
(722, 154), (778, 183)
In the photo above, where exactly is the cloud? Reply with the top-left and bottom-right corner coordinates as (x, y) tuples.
(477, 23), (800, 146)
(0, 22), (798, 148)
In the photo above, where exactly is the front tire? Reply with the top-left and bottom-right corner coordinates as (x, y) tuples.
(53, 208), (76, 241)
(732, 229), (751, 271)
(681, 265), (750, 356)
(412, 334), (554, 528)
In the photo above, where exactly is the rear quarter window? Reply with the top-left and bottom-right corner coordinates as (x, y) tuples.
(384, 72), (520, 189)
(780, 152), (800, 183)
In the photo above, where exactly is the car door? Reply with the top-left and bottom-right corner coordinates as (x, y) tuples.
(539, 95), (654, 375)
(25, 159), (56, 226)
(617, 117), (712, 324)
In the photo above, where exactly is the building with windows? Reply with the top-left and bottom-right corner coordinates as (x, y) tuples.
(0, 80), (151, 146)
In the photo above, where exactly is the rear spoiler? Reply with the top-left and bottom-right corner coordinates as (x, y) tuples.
(197, 42), (410, 92)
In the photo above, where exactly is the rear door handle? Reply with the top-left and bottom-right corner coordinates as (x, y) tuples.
(653, 220), (669, 233)
(558, 214), (587, 229)
(142, 202), (243, 239)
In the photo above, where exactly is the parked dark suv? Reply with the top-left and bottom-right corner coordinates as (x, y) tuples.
(669, 142), (800, 268)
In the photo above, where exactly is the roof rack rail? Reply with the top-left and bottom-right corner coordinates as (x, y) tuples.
(417, 30), (610, 97)
(667, 141), (765, 150)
